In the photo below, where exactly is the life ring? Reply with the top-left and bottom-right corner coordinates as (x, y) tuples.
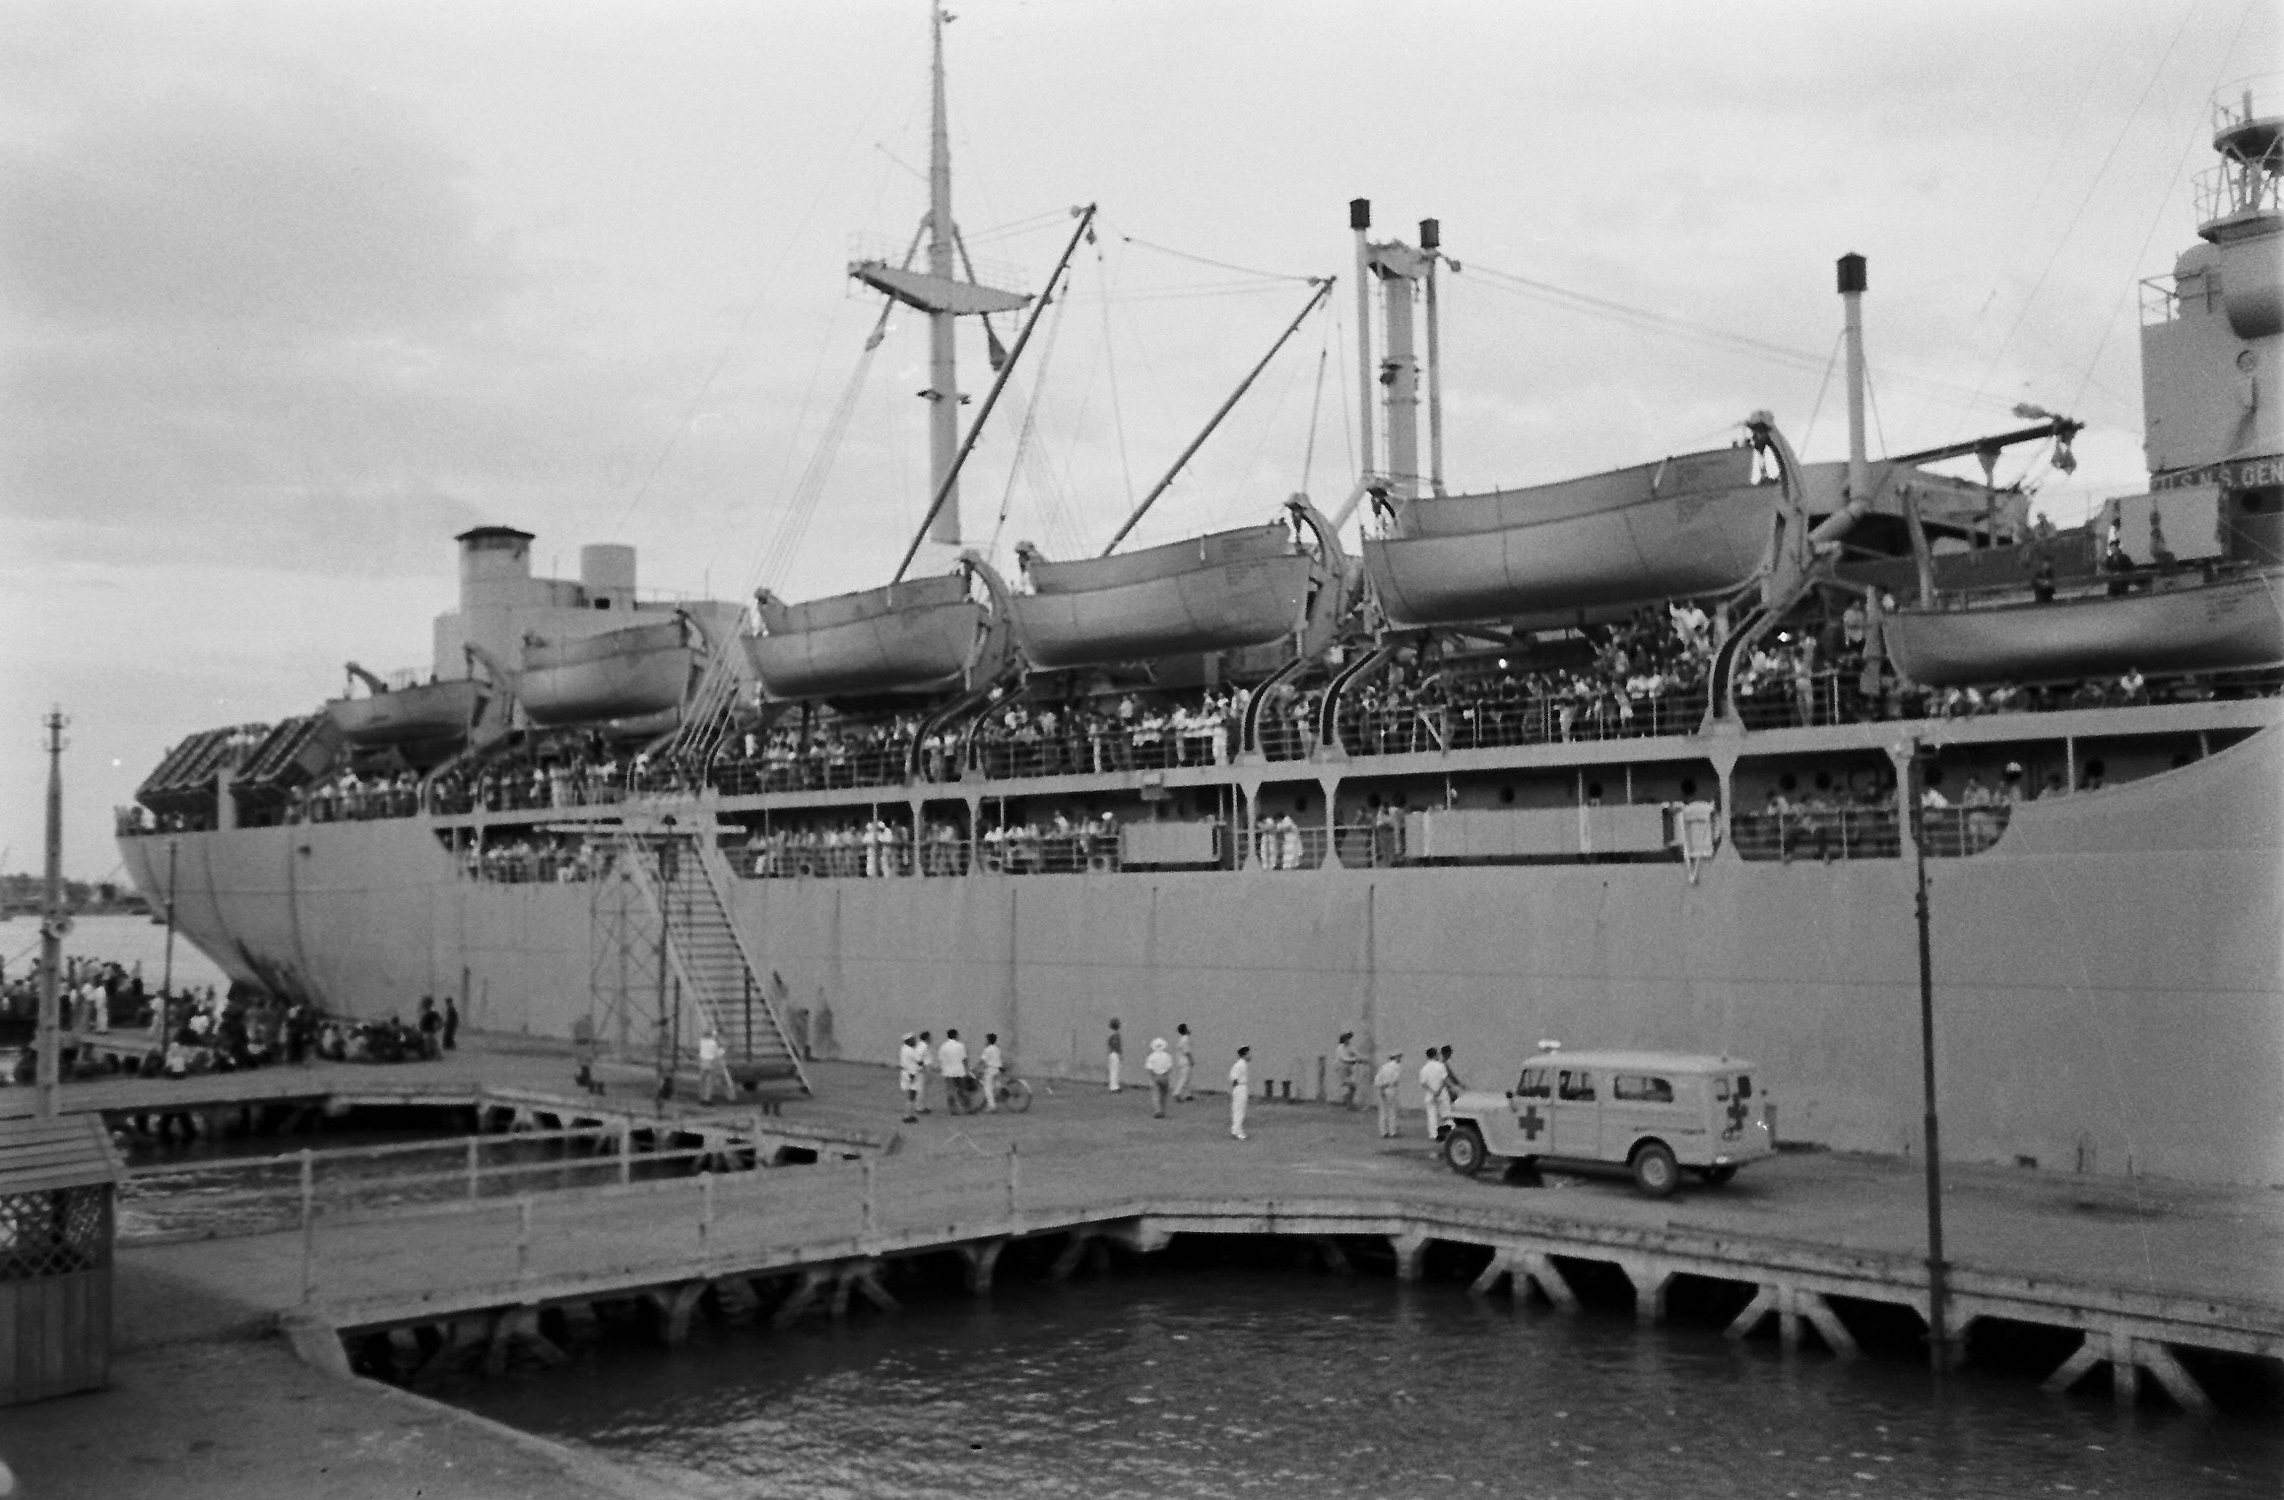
(793, 857), (817, 879)
(1086, 852), (1114, 874)
(978, 845), (1005, 875)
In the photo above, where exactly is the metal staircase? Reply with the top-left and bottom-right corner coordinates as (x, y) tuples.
(613, 827), (811, 1093)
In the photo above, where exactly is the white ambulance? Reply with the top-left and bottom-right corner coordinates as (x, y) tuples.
(1440, 1049), (1775, 1197)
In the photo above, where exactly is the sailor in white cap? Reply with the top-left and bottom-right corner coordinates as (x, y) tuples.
(1145, 1036), (1174, 1117)
(1375, 1051), (1404, 1138)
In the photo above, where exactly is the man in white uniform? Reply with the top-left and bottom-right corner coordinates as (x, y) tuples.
(1374, 1051), (1404, 1138)
(980, 1032), (1004, 1111)
(1418, 1047), (1450, 1141)
(1228, 1046), (1252, 1140)
(697, 1028), (734, 1104)
(1144, 1037), (1174, 1117)
(1172, 1023), (1195, 1101)
(897, 1033), (924, 1122)
(938, 1029), (970, 1113)
(1106, 1017), (1124, 1092)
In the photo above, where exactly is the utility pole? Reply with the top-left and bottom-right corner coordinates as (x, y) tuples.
(1901, 740), (1952, 1372)
(161, 837), (180, 999)
(36, 707), (68, 1119)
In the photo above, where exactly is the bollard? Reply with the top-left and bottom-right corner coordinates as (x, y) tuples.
(1317, 1055), (1326, 1101)
(1005, 1141), (1020, 1217)
(516, 1196), (534, 1280)
(298, 1149), (316, 1305)
(466, 1136), (480, 1200)
(862, 1158), (877, 1236)
(618, 1119), (633, 1184)
(701, 1171), (715, 1247)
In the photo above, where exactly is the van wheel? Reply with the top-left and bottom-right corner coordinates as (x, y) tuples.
(1701, 1165), (1738, 1185)
(1631, 1142), (1679, 1197)
(1443, 1124), (1487, 1177)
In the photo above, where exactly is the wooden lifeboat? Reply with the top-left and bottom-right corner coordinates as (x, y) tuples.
(1009, 522), (1315, 670)
(324, 675), (487, 748)
(1884, 566), (2284, 686)
(1362, 445), (1778, 626)
(744, 561), (1014, 701)
(517, 616), (696, 726)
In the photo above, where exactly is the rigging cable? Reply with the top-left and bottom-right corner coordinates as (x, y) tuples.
(2068, 0), (2265, 420)
(1301, 331), (1332, 497)
(612, 28), (923, 541)
(1796, 329), (1847, 458)
(1118, 234), (1320, 283)
(1096, 236), (1138, 513)
(1940, 0), (2202, 444)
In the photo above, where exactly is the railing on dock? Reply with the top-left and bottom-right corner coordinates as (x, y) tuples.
(122, 1117), (793, 1242)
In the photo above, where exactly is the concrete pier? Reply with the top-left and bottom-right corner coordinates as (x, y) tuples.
(9, 1047), (2280, 1496)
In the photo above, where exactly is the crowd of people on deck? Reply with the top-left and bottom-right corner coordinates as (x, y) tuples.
(710, 717), (926, 794)
(737, 812), (1124, 878)
(3, 957), (461, 1089)
(137, 571), (2275, 846)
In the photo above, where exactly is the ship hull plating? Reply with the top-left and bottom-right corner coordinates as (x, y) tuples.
(119, 722), (2284, 1187)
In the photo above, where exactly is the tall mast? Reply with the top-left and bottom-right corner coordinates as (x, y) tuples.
(848, 3), (1031, 561)
(926, 2), (960, 547)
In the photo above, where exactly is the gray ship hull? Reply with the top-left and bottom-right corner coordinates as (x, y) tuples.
(120, 719), (2284, 1187)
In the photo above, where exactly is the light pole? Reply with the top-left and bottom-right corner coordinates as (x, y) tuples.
(36, 708), (68, 1120)
(1897, 738), (1953, 1372)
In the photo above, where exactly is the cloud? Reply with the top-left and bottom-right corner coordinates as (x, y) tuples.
(0, 52), (561, 577)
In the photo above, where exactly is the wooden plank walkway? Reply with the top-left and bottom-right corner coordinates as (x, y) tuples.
(118, 1087), (2284, 1414)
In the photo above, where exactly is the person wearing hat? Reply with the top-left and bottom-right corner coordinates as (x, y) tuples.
(1374, 1051), (1404, 1138)
(2002, 762), (2025, 804)
(896, 1033), (924, 1123)
(1144, 1036), (1174, 1118)
(1228, 1046), (1252, 1140)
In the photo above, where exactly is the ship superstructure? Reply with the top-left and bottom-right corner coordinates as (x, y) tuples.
(119, 64), (2284, 1185)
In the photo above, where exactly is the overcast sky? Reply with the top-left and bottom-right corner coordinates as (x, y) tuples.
(2, 0), (2273, 878)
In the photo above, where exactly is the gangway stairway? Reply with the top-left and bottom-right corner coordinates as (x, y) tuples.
(610, 828), (811, 1094)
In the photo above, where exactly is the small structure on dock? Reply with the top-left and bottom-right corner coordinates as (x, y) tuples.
(1, 1115), (124, 1404)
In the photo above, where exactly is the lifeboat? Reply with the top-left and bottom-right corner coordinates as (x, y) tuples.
(517, 616), (697, 726)
(1362, 444), (1779, 627)
(1884, 567), (2284, 686)
(324, 678), (487, 748)
(745, 560), (1014, 701)
(1010, 521), (1316, 670)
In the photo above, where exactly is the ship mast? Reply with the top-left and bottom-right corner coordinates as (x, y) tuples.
(848, 3), (1030, 557)
(925, 3), (959, 547)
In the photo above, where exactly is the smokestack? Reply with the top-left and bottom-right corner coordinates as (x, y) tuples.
(1420, 219), (1445, 495)
(1838, 252), (1868, 504)
(1352, 200), (1375, 480)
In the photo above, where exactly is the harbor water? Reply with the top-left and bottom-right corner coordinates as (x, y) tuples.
(452, 1260), (2281, 1499)
(8, 909), (234, 996)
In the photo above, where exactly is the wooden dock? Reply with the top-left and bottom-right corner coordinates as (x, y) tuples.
(116, 1111), (2284, 1416)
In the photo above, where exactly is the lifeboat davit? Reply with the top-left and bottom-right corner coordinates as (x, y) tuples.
(517, 616), (697, 726)
(1884, 567), (2284, 686)
(1362, 445), (1779, 627)
(745, 560), (1014, 701)
(1010, 521), (1317, 670)
(324, 678), (487, 748)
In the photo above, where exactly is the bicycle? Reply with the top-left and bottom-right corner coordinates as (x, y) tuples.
(948, 1067), (1033, 1114)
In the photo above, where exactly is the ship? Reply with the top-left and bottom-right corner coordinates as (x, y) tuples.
(116, 32), (2284, 1186)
